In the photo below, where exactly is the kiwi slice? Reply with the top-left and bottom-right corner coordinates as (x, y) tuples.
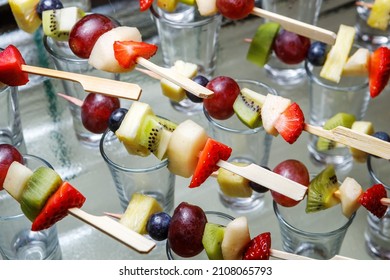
(316, 112), (356, 151)
(202, 223), (226, 260)
(247, 22), (280, 67)
(20, 166), (63, 221)
(233, 88), (265, 129)
(306, 165), (340, 213)
(153, 116), (177, 132)
(42, 7), (84, 41)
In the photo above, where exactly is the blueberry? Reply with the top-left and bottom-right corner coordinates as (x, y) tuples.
(36, 0), (64, 19)
(146, 212), (171, 241)
(185, 75), (209, 103)
(307, 41), (328, 66)
(108, 108), (128, 132)
(248, 166), (270, 193)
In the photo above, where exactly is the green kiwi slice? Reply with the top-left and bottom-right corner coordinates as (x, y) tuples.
(20, 167), (63, 221)
(247, 22), (281, 67)
(233, 88), (265, 129)
(202, 223), (226, 260)
(316, 112), (356, 151)
(306, 165), (340, 213)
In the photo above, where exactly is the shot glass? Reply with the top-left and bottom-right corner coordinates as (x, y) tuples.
(166, 211), (234, 260)
(273, 199), (355, 260)
(99, 129), (175, 214)
(0, 154), (62, 260)
(305, 58), (370, 170)
(0, 82), (26, 153)
(43, 35), (119, 147)
(355, 0), (390, 50)
(365, 155), (390, 259)
(261, 0), (323, 85)
(150, 3), (222, 114)
(203, 80), (275, 212)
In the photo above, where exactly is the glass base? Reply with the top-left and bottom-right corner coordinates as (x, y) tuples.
(170, 99), (203, 115)
(364, 211), (390, 260)
(218, 191), (264, 213)
(76, 132), (103, 148)
(264, 64), (306, 86)
(289, 243), (332, 260)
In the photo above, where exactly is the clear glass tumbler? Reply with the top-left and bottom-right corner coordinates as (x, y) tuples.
(273, 199), (355, 260)
(150, 3), (222, 114)
(261, 0), (323, 85)
(99, 129), (175, 214)
(305, 58), (370, 170)
(365, 155), (390, 259)
(203, 80), (275, 212)
(0, 155), (62, 260)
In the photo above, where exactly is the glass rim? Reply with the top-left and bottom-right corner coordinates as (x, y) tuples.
(304, 59), (368, 92)
(366, 155), (390, 190)
(149, 4), (222, 27)
(99, 129), (169, 173)
(203, 79), (278, 134)
(165, 210), (235, 260)
(43, 34), (88, 63)
(272, 200), (356, 238)
(0, 154), (53, 220)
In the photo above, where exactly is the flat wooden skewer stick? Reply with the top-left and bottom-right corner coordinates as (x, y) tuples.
(136, 57), (214, 99)
(68, 208), (156, 254)
(21, 64), (142, 100)
(103, 212), (353, 260)
(250, 7), (337, 45)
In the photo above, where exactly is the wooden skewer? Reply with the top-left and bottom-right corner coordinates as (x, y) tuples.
(21, 64), (142, 100)
(67, 208), (156, 254)
(381, 197), (390, 207)
(136, 57), (214, 99)
(250, 7), (337, 45)
(304, 124), (390, 160)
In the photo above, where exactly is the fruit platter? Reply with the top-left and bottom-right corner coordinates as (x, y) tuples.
(1, 0), (390, 261)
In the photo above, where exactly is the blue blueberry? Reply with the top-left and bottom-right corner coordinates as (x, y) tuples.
(146, 212), (171, 241)
(248, 166), (270, 193)
(36, 0), (64, 19)
(108, 108), (128, 132)
(307, 41), (328, 66)
(185, 75), (209, 103)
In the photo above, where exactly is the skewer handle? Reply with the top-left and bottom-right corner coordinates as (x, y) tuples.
(21, 64), (142, 100)
(271, 249), (354, 260)
(251, 7), (337, 45)
(304, 124), (390, 160)
(67, 208), (156, 254)
(216, 160), (307, 201)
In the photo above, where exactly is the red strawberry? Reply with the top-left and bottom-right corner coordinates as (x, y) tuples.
(31, 181), (86, 231)
(274, 102), (305, 144)
(369, 46), (390, 98)
(189, 138), (232, 188)
(242, 232), (271, 260)
(140, 0), (153, 11)
(113, 41), (158, 69)
(0, 45), (29, 86)
(359, 183), (387, 219)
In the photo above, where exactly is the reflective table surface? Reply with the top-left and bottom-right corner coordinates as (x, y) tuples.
(1, 1), (387, 259)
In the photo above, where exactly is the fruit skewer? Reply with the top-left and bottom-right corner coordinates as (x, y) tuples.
(58, 93), (308, 201)
(137, 68), (390, 160)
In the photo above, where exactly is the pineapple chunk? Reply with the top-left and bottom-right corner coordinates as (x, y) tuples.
(320, 25), (356, 83)
(8, 0), (41, 33)
(342, 48), (370, 76)
(349, 121), (375, 162)
(119, 193), (163, 234)
(334, 177), (363, 218)
(367, 0), (390, 31)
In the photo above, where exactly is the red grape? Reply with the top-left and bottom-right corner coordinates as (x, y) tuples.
(0, 144), (23, 190)
(216, 0), (255, 20)
(271, 159), (310, 207)
(273, 30), (311, 65)
(81, 93), (120, 134)
(167, 202), (207, 258)
(204, 76), (240, 120)
(68, 14), (119, 59)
